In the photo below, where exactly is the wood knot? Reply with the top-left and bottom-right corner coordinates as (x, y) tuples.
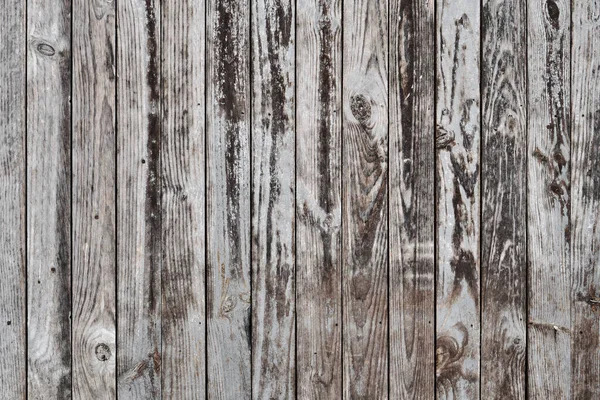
(95, 343), (111, 361)
(34, 41), (56, 57)
(546, 0), (560, 28)
(350, 94), (371, 123)
(436, 125), (455, 149)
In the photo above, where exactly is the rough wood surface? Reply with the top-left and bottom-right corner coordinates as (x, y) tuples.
(72, 0), (117, 397)
(26, 0), (72, 397)
(206, 0), (252, 397)
(251, 0), (296, 398)
(342, 0), (389, 397)
(389, 0), (435, 397)
(480, 0), (527, 398)
(435, 1), (481, 398)
(296, 0), (343, 398)
(527, 0), (571, 398)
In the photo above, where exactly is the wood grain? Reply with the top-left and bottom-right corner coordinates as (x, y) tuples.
(435, 1), (480, 398)
(72, 0), (117, 397)
(296, 0), (343, 398)
(342, 0), (388, 397)
(206, 0), (252, 397)
(527, 0), (571, 398)
(389, 0), (435, 397)
(480, 0), (527, 398)
(251, 0), (296, 398)
(26, 0), (72, 397)
(161, 0), (206, 397)
(571, 1), (600, 398)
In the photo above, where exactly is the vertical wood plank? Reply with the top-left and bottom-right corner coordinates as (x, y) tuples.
(571, 1), (600, 397)
(480, 0), (527, 398)
(161, 0), (206, 397)
(435, 0), (481, 398)
(206, 0), (252, 397)
(342, 0), (389, 397)
(251, 0), (296, 398)
(72, 0), (117, 396)
(296, 0), (343, 398)
(527, 0), (571, 397)
(0, 0), (26, 397)
(116, 0), (161, 397)
(26, 0), (72, 396)
(389, 0), (435, 397)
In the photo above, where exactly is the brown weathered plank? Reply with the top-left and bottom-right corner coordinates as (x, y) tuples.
(251, 0), (296, 398)
(571, 1), (600, 397)
(72, 0), (117, 397)
(389, 0), (435, 397)
(161, 0), (206, 397)
(435, 1), (480, 398)
(26, 0), (72, 397)
(480, 0), (527, 398)
(0, 0), (26, 397)
(342, 0), (388, 397)
(206, 0), (252, 397)
(527, 0), (571, 398)
(296, 0), (343, 398)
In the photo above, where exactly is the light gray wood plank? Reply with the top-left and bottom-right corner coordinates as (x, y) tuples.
(527, 0), (571, 398)
(342, 0), (389, 397)
(435, 0), (480, 398)
(26, 0), (72, 397)
(161, 0), (206, 397)
(72, 0), (117, 397)
(296, 0), (343, 398)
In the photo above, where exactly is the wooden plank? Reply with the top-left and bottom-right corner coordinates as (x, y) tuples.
(571, 1), (600, 397)
(527, 0), (571, 398)
(72, 0), (117, 396)
(0, 0), (26, 397)
(296, 0), (343, 398)
(480, 0), (527, 398)
(435, 0), (480, 398)
(26, 0), (72, 397)
(250, 0), (295, 398)
(389, 0), (435, 398)
(161, 0), (206, 397)
(206, 0), (252, 397)
(116, 0), (161, 397)
(342, 0), (388, 397)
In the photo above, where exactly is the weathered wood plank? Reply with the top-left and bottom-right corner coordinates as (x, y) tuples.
(342, 0), (388, 397)
(26, 0), (72, 397)
(480, 0), (526, 398)
(527, 0), (571, 397)
(435, 0), (480, 398)
(389, 0), (435, 397)
(116, 0), (161, 397)
(206, 0), (252, 397)
(72, 0), (117, 396)
(0, 0), (26, 398)
(161, 0), (206, 397)
(571, 2), (600, 397)
(251, 0), (295, 398)
(296, 0), (343, 398)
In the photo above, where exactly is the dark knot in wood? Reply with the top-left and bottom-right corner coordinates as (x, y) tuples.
(436, 125), (455, 149)
(95, 343), (111, 362)
(350, 94), (371, 123)
(35, 42), (56, 57)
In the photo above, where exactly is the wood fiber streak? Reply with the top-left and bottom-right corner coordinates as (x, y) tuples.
(389, 0), (435, 397)
(296, 0), (343, 398)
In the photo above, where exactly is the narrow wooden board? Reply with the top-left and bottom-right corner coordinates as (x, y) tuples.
(342, 0), (389, 397)
(296, 0), (343, 398)
(26, 0), (72, 397)
(251, 0), (296, 398)
(480, 0), (527, 398)
(116, 0), (162, 397)
(571, 1), (600, 397)
(161, 0), (206, 397)
(527, 0), (571, 398)
(72, 0), (117, 397)
(389, 0), (435, 398)
(0, 0), (26, 397)
(435, 0), (481, 398)
(206, 0), (252, 397)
